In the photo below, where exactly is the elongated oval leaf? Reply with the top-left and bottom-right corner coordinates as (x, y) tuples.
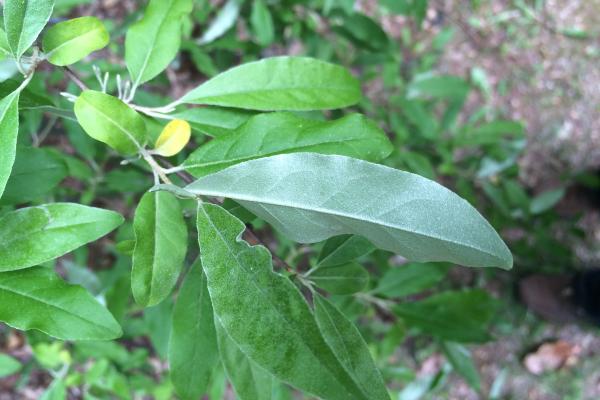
(1, 146), (68, 205)
(4, 0), (55, 60)
(313, 294), (389, 400)
(216, 319), (283, 400)
(0, 267), (122, 340)
(42, 16), (109, 66)
(183, 112), (392, 177)
(0, 90), (19, 199)
(153, 119), (191, 157)
(169, 260), (218, 400)
(186, 153), (513, 269)
(132, 191), (187, 307)
(0, 203), (124, 272)
(125, 0), (193, 88)
(179, 57), (361, 111)
(74, 90), (146, 155)
(197, 203), (382, 400)
(308, 263), (369, 295)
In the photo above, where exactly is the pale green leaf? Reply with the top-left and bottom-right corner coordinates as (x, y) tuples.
(42, 16), (109, 66)
(3, 0), (55, 60)
(196, 202), (382, 400)
(0, 266), (122, 340)
(0, 90), (19, 199)
(185, 153), (513, 269)
(132, 191), (187, 307)
(313, 294), (389, 400)
(169, 260), (218, 400)
(179, 57), (361, 111)
(250, 0), (274, 46)
(0, 203), (124, 272)
(530, 188), (565, 215)
(308, 263), (369, 295)
(74, 90), (147, 155)
(216, 319), (282, 400)
(393, 289), (499, 343)
(198, 0), (241, 45)
(125, 0), (193, 87)
(441, 342), (481, 390)
(372, 263), (449, 298)
(183, 112), (392, 177)
(0, 354), (21, 378)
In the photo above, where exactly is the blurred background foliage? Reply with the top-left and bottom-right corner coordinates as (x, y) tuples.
(1, 0), (600, 399)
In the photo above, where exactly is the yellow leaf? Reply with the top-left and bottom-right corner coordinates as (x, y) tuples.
(153, 119), (191, 157)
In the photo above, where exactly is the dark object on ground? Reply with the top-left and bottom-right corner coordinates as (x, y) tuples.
(573, 269), (600, 325)
(519, 270), (600, 325)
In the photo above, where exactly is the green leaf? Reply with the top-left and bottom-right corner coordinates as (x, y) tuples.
(42, 16), (109, 66)
(0, 354), (21, 378)
(183, 112), (393, 177)
(250, 0), (274, 46)
(3, 0), (55, 60)
(125, 0), (193, 87)
(216, 319), (281, 400)
(393, 289), (499, 343)
(0, 146), (68, 205)
(0, 266), (122, 340)
(40, 379), (67, 400)
(169, 260), (218, 400)
(186, 153), (513, 269)
(196, 202), (384, 400)
(308, 263), (369, 295)
(529, 188), (565, 215)
(74, 90), (147, 155)
(0, 90), (19, 199)
(179, 57), (361, 111)
(372, 263), (449, 298)
(317, 235), (375, 267)
(0, 203), (123, 272)
(441, 342), (481, 390)
(313, 294), (389, 400)
(132, 191), (187, 307)
(171, 106), (255, 137)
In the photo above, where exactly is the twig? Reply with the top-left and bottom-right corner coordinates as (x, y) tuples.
(63, 66), (88, 91)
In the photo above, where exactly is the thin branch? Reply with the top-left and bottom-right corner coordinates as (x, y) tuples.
(63, 66), (88, 91)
